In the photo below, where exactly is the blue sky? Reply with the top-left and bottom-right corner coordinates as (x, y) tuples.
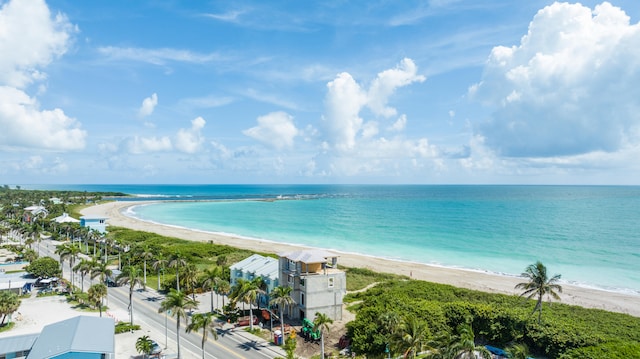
(1, 0), (640, 185)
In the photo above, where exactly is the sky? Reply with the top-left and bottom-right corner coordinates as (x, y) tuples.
(1, 0), (640, 185)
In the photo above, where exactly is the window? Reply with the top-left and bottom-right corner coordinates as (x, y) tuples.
(328, 277), (335, 288)
(301, 293), (305, 305)
(288, 259), (296, 271)
(299, 277), (305, 286)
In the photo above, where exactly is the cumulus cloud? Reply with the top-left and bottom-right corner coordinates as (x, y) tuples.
(125, 135), (172, 154)
(243, 111), (299, 150)
(175, 117), (206, 153)
(308, 58), (451, 178)
(323, 72), (368, 151)
(322, 58), (426, 152)
(0, 86), (86, 150)
(0, 0), (75, 88)
(368, 58), (426, 117)
(138, 93), (158, 118)
(470, 2), (640, 157)
(0, 0), (83, 151)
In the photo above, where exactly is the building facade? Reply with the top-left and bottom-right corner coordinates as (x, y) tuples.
(79, 216), (108, 234)
(229, 254), (279, 307)
(278, 250), (345, 321)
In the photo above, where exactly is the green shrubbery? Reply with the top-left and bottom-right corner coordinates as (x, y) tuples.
(115, 321), (141, 334)
(346, 280), (640, 358)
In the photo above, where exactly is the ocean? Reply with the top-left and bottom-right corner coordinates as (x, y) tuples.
(26, 184), (640, 294)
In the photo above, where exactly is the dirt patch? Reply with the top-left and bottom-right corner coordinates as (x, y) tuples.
(294, 305), (356, 359)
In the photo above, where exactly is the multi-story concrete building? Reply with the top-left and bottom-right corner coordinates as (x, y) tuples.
(278, 249), (345, 321)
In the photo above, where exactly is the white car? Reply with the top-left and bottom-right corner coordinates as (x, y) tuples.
(150, 340), (162, 356)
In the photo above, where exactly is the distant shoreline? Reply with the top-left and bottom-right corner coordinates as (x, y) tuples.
(81, 201), (640, 318)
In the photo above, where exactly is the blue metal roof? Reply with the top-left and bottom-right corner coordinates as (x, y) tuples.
(27, 316), (114, 359)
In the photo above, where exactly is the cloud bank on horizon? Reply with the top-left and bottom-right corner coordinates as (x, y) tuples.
(0, 0), (639, 184)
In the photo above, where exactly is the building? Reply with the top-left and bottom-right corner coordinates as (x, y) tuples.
(229, 254), (279, 307)
(0, 333), (38, 359)
(0, 316), (114, 359)
(79, 216), (108, 233)
(278, 250), (346, 321)
(51, 213), (80, 224)
(22, 206), (48, 224)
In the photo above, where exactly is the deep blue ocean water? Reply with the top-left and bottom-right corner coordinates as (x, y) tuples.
(26, 184), (640, 293)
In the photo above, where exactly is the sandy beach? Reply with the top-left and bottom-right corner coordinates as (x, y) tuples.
(82, 201), (640, 318)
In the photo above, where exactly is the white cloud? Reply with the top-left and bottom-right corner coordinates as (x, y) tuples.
(0, 0), (75, 88)
(322, 72), (367, 151)
(470, 2), (640, 158)
(178, 95), (234, 109)
(367, 58), (426, 117)
(0, 0), (83, 152)
(243, 111), (299, 150)
(389, 115), (407, 132)
(97, 46), (222, 65)
(175, 117), (206, 153)
(125, 135), (172, 154)
(322, 58), (425, 152)
(0, 86), (86, 150)
(138, 93), (158, 118)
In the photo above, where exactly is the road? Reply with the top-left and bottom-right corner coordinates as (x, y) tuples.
(40, 239), (286, 359)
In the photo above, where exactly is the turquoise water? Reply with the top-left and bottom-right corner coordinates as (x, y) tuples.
(26, 184), (640, 293)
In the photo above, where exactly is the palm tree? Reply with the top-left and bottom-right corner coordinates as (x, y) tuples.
(269, 286), (294, 337)
(56, 242), (81, 289)
(168, 254), (187, 291)
(152, 255), (168, 291)
(137, 245), (155, 285)
(136, 335), (154, 359)
(74, 259), (94, 292)
(0, 291), (21, 325)
(88, 283), (107, 317)
(450, 323), (491, 359)
(241, 278), (265, 331)
(158, 289), (198, 359)
(91, 261), (112, 286)
(182, 263), (199, 301)
(515, 261), (563, 323)
(394, 316), (429, 359)
(216, 279), (231, 309)
(313, 312), (334, 359)
(202, 266), (223, 313)
(186, 312), (219, 359)
(117, 265), (144, 326)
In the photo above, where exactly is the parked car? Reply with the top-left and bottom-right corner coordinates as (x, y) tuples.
(150, 340), (162, 356)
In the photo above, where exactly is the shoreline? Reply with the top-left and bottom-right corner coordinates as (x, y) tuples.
(81, 201), (640, 317)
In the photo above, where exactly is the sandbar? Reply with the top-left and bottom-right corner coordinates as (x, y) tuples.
(81, 201), (640, 317)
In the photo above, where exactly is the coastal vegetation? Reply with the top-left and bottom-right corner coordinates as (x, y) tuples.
(345, 280), (640, 358)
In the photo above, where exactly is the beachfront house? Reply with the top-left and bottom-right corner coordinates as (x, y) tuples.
(79, 215), (108, 234)
(278, 249), (346, 321)
(230, 254), (279, 307)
